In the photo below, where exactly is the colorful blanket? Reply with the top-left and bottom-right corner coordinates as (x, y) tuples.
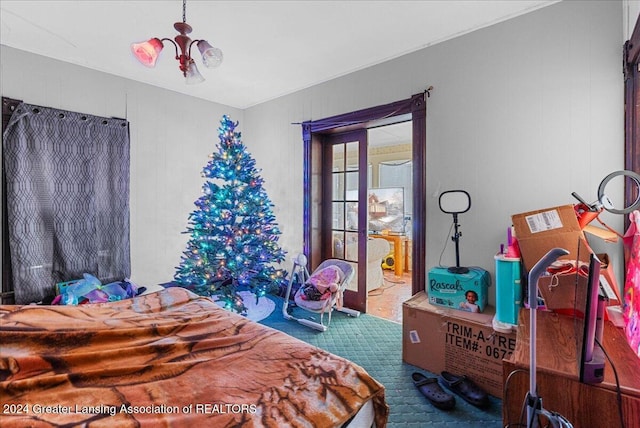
(0, 287), (388, 427)
(624, 210), (640, 358)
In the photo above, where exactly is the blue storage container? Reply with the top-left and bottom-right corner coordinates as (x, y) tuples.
(494, 254), (522, 325)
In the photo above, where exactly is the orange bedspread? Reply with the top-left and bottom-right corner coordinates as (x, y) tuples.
(0, 287), (388, 427)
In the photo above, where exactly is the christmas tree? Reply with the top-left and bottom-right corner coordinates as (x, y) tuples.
(174, 115), (287, 314)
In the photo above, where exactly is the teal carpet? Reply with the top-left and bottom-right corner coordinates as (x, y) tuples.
(260, 296), (504, 427)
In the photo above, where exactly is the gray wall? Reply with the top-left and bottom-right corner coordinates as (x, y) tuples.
(243, 0), (626, 301)
(1, 1), (627, 304)
(0, 46), (243, 286)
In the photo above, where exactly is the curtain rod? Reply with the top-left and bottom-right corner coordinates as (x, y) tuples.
(2, 97), (127, 122)
(290, 87), (433, 127)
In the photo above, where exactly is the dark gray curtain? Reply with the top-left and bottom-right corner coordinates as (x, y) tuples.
(2, 103), (130, 304)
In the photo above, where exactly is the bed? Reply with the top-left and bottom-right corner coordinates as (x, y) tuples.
(0, 287), (388, 427)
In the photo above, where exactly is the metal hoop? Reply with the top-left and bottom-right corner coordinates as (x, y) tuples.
(597, 169), (640, 214)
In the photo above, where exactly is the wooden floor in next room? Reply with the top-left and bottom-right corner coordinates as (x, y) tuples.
(367, 269), (413, 323)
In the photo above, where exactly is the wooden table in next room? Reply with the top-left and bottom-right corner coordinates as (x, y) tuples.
(369, 234), (408, 277)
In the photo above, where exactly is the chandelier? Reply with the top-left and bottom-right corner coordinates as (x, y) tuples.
(131, 0), (223, 84)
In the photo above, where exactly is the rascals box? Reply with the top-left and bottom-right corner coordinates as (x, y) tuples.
(428, 267), (490, 313)
(402, 291), (516, 398)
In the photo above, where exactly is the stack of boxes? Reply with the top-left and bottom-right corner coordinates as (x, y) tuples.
(403, 203), (621, 398)
(404, 261), (510, 397)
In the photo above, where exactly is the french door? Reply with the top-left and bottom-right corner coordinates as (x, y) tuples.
(302, 92), (428, 314)
(324, 130), (368, 312)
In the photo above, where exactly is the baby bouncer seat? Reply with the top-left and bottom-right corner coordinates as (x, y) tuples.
(282, 254), (360, 331)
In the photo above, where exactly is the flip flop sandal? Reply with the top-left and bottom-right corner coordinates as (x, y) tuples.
(411, 372), (455, 410)
(439, 371), (490, 408)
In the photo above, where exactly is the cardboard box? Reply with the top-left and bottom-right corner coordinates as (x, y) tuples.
(402, 291), (517, 397)
(511, 204), (591, 273)
(598, 253), (621, 306)
(511, 203), (615, 312)
(536, 253), (620, 313)
(537, 273), (587, 312)
(428, 267), (490, 313)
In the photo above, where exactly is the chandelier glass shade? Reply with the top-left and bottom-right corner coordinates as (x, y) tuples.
(131, 38), (163, 68)
(131, 0), (223, 84)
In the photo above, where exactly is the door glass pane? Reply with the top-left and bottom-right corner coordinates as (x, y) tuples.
(332, 202), (344, 229)
(332, 231), (345, 259)
(344, 232), (358, 262)
(333, 172), (345, 201)
(333, 145), (344, 172)
(345, 170), (358, 194)
(345, 170), (358, 232)
(346, 141), (358, 169)
(346, 201), (358, 231)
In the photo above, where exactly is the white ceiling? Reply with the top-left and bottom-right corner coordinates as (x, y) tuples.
(369, 121), (412, 148)
(0, 0), (559, 109)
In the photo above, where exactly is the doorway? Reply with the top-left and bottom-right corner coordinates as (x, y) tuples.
(366, 122), (414, 322)
(302, 92), (427, 314)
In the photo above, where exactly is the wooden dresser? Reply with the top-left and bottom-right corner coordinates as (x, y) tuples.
(502, 309), (640, 428)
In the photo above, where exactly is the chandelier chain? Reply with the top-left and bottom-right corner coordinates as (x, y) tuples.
(182, 0), (187, 23)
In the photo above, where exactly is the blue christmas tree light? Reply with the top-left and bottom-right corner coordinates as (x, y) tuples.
(174, 115), (286, 314)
